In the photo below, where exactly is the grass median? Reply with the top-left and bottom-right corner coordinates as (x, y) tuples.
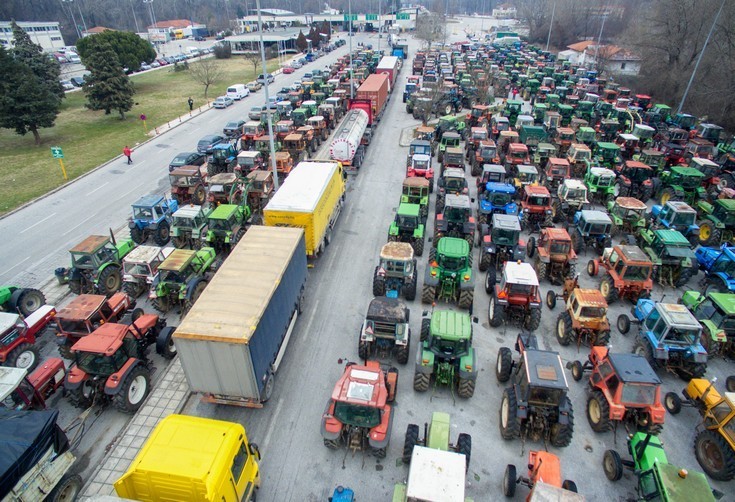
(0, 56), (280, 215)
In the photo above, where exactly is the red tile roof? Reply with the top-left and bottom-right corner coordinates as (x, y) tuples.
(148, 19), (192, 29)
(83, 26), (114, 34)
(566, 41), (595, 52)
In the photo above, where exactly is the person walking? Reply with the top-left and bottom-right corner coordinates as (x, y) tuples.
(123, 145), (133, 164)
(512, 87), (519, 100)
(188, 97), (194, 112)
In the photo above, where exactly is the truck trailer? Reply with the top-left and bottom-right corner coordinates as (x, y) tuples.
(264, 161), (345, 257)
(173, 225), (308, 407)
(353, 73), (390, 126)
(376, 56), (401, 88)
(329, 109), (370, 168)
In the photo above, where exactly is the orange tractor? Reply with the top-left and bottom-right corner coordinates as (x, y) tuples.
(503, 450), (580, 498)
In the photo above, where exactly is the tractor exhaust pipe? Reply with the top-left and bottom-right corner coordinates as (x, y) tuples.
(109, 228), (117, 246)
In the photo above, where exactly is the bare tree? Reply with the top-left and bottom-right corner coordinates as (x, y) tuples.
(415, 12), (446, 50)
(242, 51), (261, 77)
(189, 58), (224, 100)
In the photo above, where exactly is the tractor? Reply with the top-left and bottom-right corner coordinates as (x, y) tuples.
(551, 179), (588, 224)
(440, 147), (465, 177)
(407, 139), (433, 166)
(202, 203), (251, 253)
(59, 234), (135, 296)
(696, 244), (735, 294)
(64, 315), (176, 412)
(505, 143), (531, 172)
(436, 168), (469, 213)
(245, 170), (275, 223)
(476, 164), (508, 195)
(372, 242), (417, 301)
(235, 151), (265, 176)
(617, 300), (708, 380)
(569, 346), (665, 434)
(393, 446), (471, 502)
(273, 152), (294, 183)
(388, 203), (426, 257)
(697, 199), (735, 247)
(0, 286), (46, 317)
(241, 121), (265, 150)
(594, 142), (623, 170)
(407, 154), (434, 193)
(546, 278), (611, 346)
(282, 134), (308, 164)
(121, 245), (173, 298)
(588, 245), (654, 304)
(401, 177), (430, 222)
(0, 304), (55, 372)
(433, 194), (476, 249)
(149, 247), (217, 313)
(413, 309), (477, 398)
(207, 173), (244, 206)
(519, 185), (554, 231)
(479, 214), (525, 272)
(602, 432), (720, 501)
(206, 143), (238, 176)
(534, 143), (557, 167)
(128, 194), (178, 246)
(542, 157), (571, 195)
(465, 126), (488, 160)
(171, 205), (209, 250)
(527, 228), (577, 285)
(614, 160), (655, 202)
(358, 297), (411, 364)
(566, 143), (592, 178)
(496, 332), (574, 447)
(656, 165), (706, 206)
(486, 261), (542, 331)
(470, 141), (499, 176)
(664, 378), (735, 481)
(437, 132), (461, 164)
(584, 166), (617, 205)
(477, 183), (517, 225)
(513, 165), (541, 198)
(168, 165), (207, 206)
(568, 209), (613, 255)
(422, 237), (474, 310)
(0, 359), (67, 410)
(680, 291), (735, 358)
(608, 197), (648, 239)
(321, 360), (397, 458)
(638, 228), (698, 288)
(401, 412), (471, 473)
(503, 451), (580, 499)
(650, 201), (700, 246)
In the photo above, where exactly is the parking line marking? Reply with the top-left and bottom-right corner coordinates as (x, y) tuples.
(62, 214), (95, 236)
(300, 299), (320, 343)
(2, 256), (29, 275)
(86, 182), (109, 196)
(20, 212), (57, 234)
(261, 397), (283, 451)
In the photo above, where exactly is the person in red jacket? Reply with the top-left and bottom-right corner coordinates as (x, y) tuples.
(123, 145), (132, 164)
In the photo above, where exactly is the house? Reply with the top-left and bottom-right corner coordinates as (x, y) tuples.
(81, 26), (114, 37)
(560, 41), (641, 76)
(558, 41), (596, 64)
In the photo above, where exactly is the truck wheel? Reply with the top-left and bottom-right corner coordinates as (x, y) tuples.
(457, 378), (475, 398)
(496, 347), (513, 383)
(12, 288), (46, 317)
(98, 266), (123, 295)
(7, 343), (40, 372)
(153, 222), (171, 246)
(556, 312), (573, 346)
(457, 433), (472, 471)
(587, 390), (612, 432)
(458, 290), (473, 310)
(499, 387), (521, 440)
(262, 371), (275, 402)
(603, 450), (623, 481)
(413, 372), (430, 392)
(48, 473), (83, 502)
(617, 314), (631, 334)
(372, 268), (386, 296)
(421, 285), (435, 304)
(402, 424), (420, 464)
(503, 464), (517, 497)
(695, 430), (735, 481)
(130, 226), (146, 244)
(549, 397), (574, 447)
(420, 318), (431, 342)
(489, 294), (505, 327)
(114, 366), (151, 413)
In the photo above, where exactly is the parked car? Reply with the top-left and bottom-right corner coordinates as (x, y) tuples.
(290, 61), (302, 69)
(61, 80), (75, 91)
(282, 66), (295, 74)
(213, 96), (234, 109)
(249, 105), (266, 121)
(168, 151), (206, 172)
(194, 36), (206, 41)
(140, 63), (152, 71)
(257, 73), (275, 84)
(150, 61), (160, 68)
(304, 72), (313, 80)
(197, 134), (226, 154)
(246, 81), (263, 92)
(223, 120), (246, 138)
(70, 76), (86, 87)
(66, 53), (81, 63)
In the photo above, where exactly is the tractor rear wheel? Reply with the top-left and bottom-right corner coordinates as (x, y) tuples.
(499, 387), (521, 440)
(48, 473), (83, 502)
(695, 430), (735, 481)
(7, 343), (40, 372)
(571, 229), (582, 254)
(496, 347), (513, 383)
(372, 268), (385, 296)
(525, 307), (541, 331)
(404, 273), (417, 301)
(412, 237), (424, 257)
(485, 268), (497, 294)
(603, 450), (623, 481)
(413, 372), (430, 392)
(420, 319), (431, 342)
(58, 342), (73, 359)
(457, 433), (472, 471)
(658, 187), (677, 205)
(600, 274), (619, 304)
(323, 438), (339, 449)
(68, 380), (96, 409)
(402, 424), (420, 464)
(395, 338), (410, 365)
(185, 280), (208, 312)
(358, 340), (371, 360)
(130, 226), (147, 244)
(633, 339), (654, 365)
(123, 281), (146, 299)
(587, 390), (612, 432)
(458, 290), (473, 310)
(457, 378), (475, 398)
(594, 330), (611, 346)
(153, 222), (171, 246)
(421, 285), (435, 304)
(152, 295), (172, 313)
(674, 266), (695, 288)
(98, 266), (122, 295)
(114, 366), (151, 413)
(471, 160), (481, 177)
(698, 220), (721, 247)
(551, 200), (563, 223)
(68, 280), (83, 295)
(556, 312), (574, 346)
(436, 195), (445, 213)
(479, 251), (492, 272)
(680, 363), (707, 381)
(503, 465), (517, 497)
(193, 185), (207, 205)
(549, 397), (574, 447)
(534, 260), (547, 281)
(12, 288), (46, 317)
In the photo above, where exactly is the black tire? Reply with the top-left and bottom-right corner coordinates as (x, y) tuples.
(499, 387), (521, 440)
(684, 363), (707, 380)
(485, 268), (497, 294)
(68, 280), (83, 295)
(58, 342), (73, 359)
(98, 265), (122, 295)
(413, 372), (430, 392)
(594, 330), (611, 346)
(503, 464), (517, 497)
(358, 339), (371, 360)
(402, 424), (420, 464)
(262, 370), (275, 402)
(372, 268), (385, 296)
(323, 438), (339, 449)
(396, 337), (410, 365)
(479, 252), (492, 272)
(496, 347), (513, 383)
(556, 312), (574, 346)
(675, 266), (694, 288)
(421, 318), (431, 342)
(727, 375), (735, 392)
(458, 290), (473, 310)
(172, 235), (188, 249)
(694, 430), (735, 481)
(571, 229), (583, 254)
(48, 473), (83, 502)
(6, 342), (40, 372)
(67, 380), (95, 409)
(600, 274), (619, 304)
(185, 280), (208, 311)
(489, 293), (505, 328)
(551, 200), (563, 223)
(130, 226), (146, 244)
(421, 284), (435, 304)
(458, 378), (475, 398)
(457, 433), (472, 470)
(562, 480), (578, 493)
(13, 288), (46, 317)
(526, 236), (536, 258)
(603, 449), (623, 481)
(617, 314), (631, 335)
(546, 290), (557, 309)
(413, 236), (425, 257)
(114, 366), (151, 413)
(566, 263), (576, 280)
(571, 361), (584, 382)
(587, 390), (612, 432)
(152, 295), (172, 313)
(526, 307), (541, 331)
(122, 281), (144, 299)
(645, 422), (663, 435)
(633, 338), (654, 365)
(404, 272), (417, 301)
(535, 260), (547, 281)
(155, 326), (177, 359)
(192, 185), (206, 205)
(549, 397), (574, 447)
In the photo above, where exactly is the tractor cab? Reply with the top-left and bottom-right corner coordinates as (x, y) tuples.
(652, 201), (699, 237)
(408, 139), (433, 160)
(637, 149), (665, 171)
(685, 138), (716, 161)
(609, 197), (648, 233)
(553, 127), (575, 155)
(534, 143), (557, 166)
(499, 261), (542, 304)
(245, 170), (275, 214)
(543, 111), (561, 133)
(506, 143), (530, 167)
(236, 150), (265, 175)
(544, 158), (571, 193)
(690, 158), (722, 192)
(566, 143), (592, 177)
(514, 165), (540, 193)
(480, 183), (517, 219)
(276, 101), (293, 118)
(491, 116), (510, 137)
(478, 164), (507, 192)
(696, 123), (724, 144)
(594, 142), (623, 169)
(407, 154), (433, 181)
(576, 126), (597, 147)
(616, 133), (640, 160)
(274, 120), (295, 141)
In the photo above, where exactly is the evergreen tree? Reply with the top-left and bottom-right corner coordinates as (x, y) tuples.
(320, 21), (332, 41)
(76, 31), (156, 72)
(295, 31), (308, 53)
(10, 21), (64, 100)
(83, 43), (135, 119)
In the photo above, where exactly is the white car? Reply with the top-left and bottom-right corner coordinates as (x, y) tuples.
(213, 96), (234, 109)
(290, 61), (302, 69)
(290, 82), (302, 91)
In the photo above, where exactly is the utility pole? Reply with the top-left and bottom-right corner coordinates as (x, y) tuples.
(62, 0), (82, 39)
(593, 12), (607, 72)
(545, 0), (556, 51)
(256, 0), (280, 190)
(348, 0), (354, 99)
(130, 0), (141, 33)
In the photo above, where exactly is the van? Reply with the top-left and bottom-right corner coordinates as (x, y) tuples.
(227, 83), (249, 100)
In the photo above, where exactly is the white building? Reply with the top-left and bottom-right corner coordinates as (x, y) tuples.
(0, 21), (66, 52)
(492, 3), (517, 19)
(560, 41), (641, 76)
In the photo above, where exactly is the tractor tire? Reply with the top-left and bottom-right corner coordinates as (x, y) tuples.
(489, 293), (505, 327)
(152, 295), (172, 313)
(496, 347), (513, 383)
(485, 268), (497, 294)
(436, 195), (445, 213)
(727, 376), (735, 392)
(546, 290), (557, 309)
(556, 312), (574, 346)
(323, 438), (339, 449)
(7, 343), (39, 372)
(98, 266), (123, 295)
(571, 361), (584, 382)
(594, 330), (611, 346)
(457, 433), (472, 471)
(664, 391), (682, 414)
(526, 237), (536, 258)
(428, 179), (434, 193)
(48, 473), (83, 502)
(402, 424), (420, 464)
(587, 390), (612, 432)
(358, 339), (371, 360)
(698, 220), (721, 247)
(114, 366), (151, 413)
(413, 372), (430, 392)
(12, 288), (46, 317)
(499, 387), (521, 440)
(372, 268), (386, 296)
(230, 228), (246, 249)
(153, 222), (171, 246)
(67, 380), (95, 409)
(617, 314), (631, 335)
(525, 307), (541, 331)
(68, 280), (83, 295)
(395, 339), (410, 365)
(433, 228), (441, 248)
(404, 272), (417, 301)
(372, 446), (387, 459)
(413, 237), (425, 257)
(421, 285), (435, 304)
(123, 281), (146, 299)
(420, 318), (431, 342)
(156, 326), (177, 359)
(458, 290), (473, 310)
(681, 363), (707, 381)
(658, 187), (677, 205)
(603, 450), (624, 481)
(633, 338), (655, 366)
(465, 234), (474, 250)
(562, 480), (578, 493)
(694, 430), (735, 481)
(566, 263), (577, 280)
(644, 422), (663, 435)
(549, 397), (575, 447)
(172, 235), (188, 249)
(551, 200), (563, 223)
(457, 378), (475, 398)
(600, 274), (619, 304)
(130, 226), (147, 244)
(185, 280), (208, 312)
(675, 266), (695, 288)
(543, 214), (554, 228)
(503, 465), (517, 497)
(571, 229), (582, 254)
(192, 185), (207, 205)
(471, 161), (481, 177)
(58, 342), (73, 359)
(479, 252), (492, 272)
(534, 260), (547, 282)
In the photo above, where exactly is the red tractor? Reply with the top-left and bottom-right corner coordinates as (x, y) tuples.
(0, 304), (56, 372)
(527, 227), (577, 284)
(465, 126), (489, 160)
(503, 450), (579, 498)
(505, 143), (530, 172)
(587, 245), (654, 304)
(321, 360), (398, 458)
(0, 358), (67, 410)
(569, 346), (666, 435)
(543, 157), (571, 195)
(519, 185), (554, 231)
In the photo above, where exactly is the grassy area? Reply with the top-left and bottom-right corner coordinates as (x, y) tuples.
(0, 56), (279, 215)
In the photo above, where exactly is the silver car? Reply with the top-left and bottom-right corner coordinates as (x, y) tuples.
(213, 96), (234, 109)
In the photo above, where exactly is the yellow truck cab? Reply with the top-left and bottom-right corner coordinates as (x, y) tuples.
(114, 414), (260, 501)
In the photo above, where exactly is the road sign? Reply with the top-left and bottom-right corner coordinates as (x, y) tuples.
(140, 114), (147, 121)
(51, 146), (64, 159)
(343, 14), (357, 21)
(397, 13), (410, 20)
(366, 14), (378, 21)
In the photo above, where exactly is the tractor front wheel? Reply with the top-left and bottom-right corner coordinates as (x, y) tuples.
(153, 222), (171, 246)
(503, 465), (517, 497)
(499, 387), (521, 440)
(556, 312), (573, 346)
(457, 378), (475, 398)
(594, 330), (611, 346)
(402, 424), (420, 464)
(658, 187), (677, 205)
(114, 366), (151, 413)
(420, 319), (431, 342)
(496, 347), (513, 383)
(603, 450), (623, 481)
(600, 274), (619, 304)
(457, 433), (472, 471)
(413, 372), (430, 392)
(587, 390), (612, 432)
(152, 295), (172, 313)
(412, 237), (425, 257)
(525, 307), (541, 331)
(323, 438), (339, 450)
(12, 288), (46, 317)
(404, 272), (417, 301)
(130, 226), (147, 244)
(617, 314), (631, 335)
(489, 294), (505, 327)
(7, 343), (40, 372)
(98, 266), (122, 295)
(695, 430), (735, 481)
(172, 235), (188, 249)
(571, 361), (584, 382)
(664, 391), (682, 414)
(395, 338), (410, 365)
(633, 339), (655, 365)
(534, 260), (547, 281)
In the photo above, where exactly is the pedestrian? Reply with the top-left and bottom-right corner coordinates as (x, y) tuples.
(188, 97), (194, 112)
(512, 87), (519, 100)
(123, 145), (133, 164)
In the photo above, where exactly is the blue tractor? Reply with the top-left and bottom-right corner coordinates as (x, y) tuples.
(329, 486), (355, 502)
(650, 201), (700, 247)
(616, 300), (708, 380)
(477, 182), (517, 226)
(568, 209), (613, 256)
(696, 244), (735, 294)
(128, 194), (178, 246)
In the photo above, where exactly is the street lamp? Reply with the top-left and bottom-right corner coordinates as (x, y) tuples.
(143, 0), (158, 34)
(130, 0), (141, 33)
(61, 0), (82, 39)
(348, 0), (354, 99)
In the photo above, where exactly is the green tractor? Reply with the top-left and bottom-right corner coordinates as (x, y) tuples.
(503, 99), (523, 127)
(437, 132), (462, 164)
(413, 310), (477, 398)
(593, 142), (623, 170)
(584, 166), (617, 205)
(201, 203), (251, 253)
(401, 177), (430, 222)
(60, 234), (136, 295)
(638, 229), (698, 288)
(389, 203), (426, 257)
(681, 290), (735, 358)
(401, 412), (471, 469)
(697, 198), (735, 247)
(171, 205), (210, 249)
(608, 197), (648, 238)
(0, 286), (46, 317)
(656, 165), (706, 206)
(150, 247), (217, 313)
(435, 115), (466, 140)
(422, 237), (474, 310)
